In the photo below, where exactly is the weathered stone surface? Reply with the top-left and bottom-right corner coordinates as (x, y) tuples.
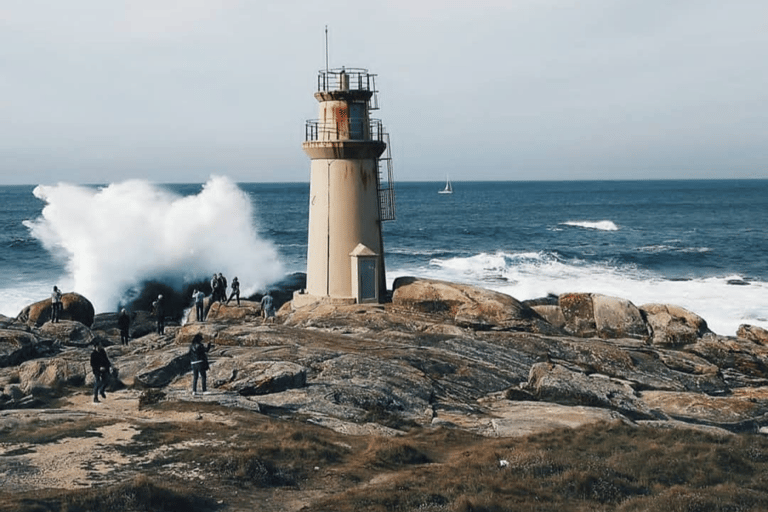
(37, 321), (95, 346)
(211, 359), (307, 396)
(639, 387), (768, 431)
(202, 300), (262, 324)
(7, 280), (768, 438)
(592, 294), (649, 340)
(686, 336), (768, 388)
(0, 329), (44, 368)
(472, 398), (630, 437)
(392, 276), (559, 333)
(530, 305), (566, 329)
(559, 293), (596, 337)
(19, 357), (83, 395)
(17, 293), (95, 328)
(525, 362), (658, 420)
(134, 348), (191, 388)
(737, 324), (768, 345)
(641, 303), (711, 346)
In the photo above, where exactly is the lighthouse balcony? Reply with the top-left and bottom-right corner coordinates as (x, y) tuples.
(316, 68), (376, 93)
(305, 118), (386, 143)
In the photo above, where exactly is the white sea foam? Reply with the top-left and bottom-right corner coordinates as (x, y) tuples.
(562, 220), (619, 231)
(21, 176), (284, 313)
(413, 251), (768, 337)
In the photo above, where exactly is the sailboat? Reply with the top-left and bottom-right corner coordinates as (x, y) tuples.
(438, 176), (453, 194)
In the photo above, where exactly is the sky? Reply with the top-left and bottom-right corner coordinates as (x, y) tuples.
(1, 0), (767, 185)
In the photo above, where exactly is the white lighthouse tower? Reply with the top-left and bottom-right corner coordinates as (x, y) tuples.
(294, 67), (395, 307)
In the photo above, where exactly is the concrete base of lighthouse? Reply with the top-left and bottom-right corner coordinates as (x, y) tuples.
(292, 243), (383, 309)
(291, 290), (357, 309)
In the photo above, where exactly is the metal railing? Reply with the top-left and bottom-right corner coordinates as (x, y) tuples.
(305, 119), (385, 142)
(317, 68), (374, 92)
(316, 68), (379, 109)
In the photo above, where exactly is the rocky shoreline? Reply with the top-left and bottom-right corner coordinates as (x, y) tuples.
(3, 275), (768, 438)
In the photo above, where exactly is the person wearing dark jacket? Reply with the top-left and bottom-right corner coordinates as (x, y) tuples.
(117, 308), (130, 344)
(90, 342), (111, 403)
(152, 294), (165, 334)
(189, 334), (213, 395)
(225, 277), (240, 306)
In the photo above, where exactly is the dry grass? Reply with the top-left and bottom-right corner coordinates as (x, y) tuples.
(0, 474), (214, 512)
(4, 401), (768, 512)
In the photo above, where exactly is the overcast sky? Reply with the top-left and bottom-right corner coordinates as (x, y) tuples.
(1, 0), (767, 185)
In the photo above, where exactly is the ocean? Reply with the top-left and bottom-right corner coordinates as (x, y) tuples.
(1, 177), (766, 337)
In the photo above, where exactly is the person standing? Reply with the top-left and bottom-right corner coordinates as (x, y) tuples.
(226, 277), (240, 306)
(90, 342), (111, 403)
(260, 291), (275, 322)
(51, 286), (62, 323)
(189, 334), (213, 396)
(117, 308), (130, 345)
(210, 274), (220, 303)
(192, 289), (206, 321)
(218, 273), (227, 302)
(152, 294), (165, 334)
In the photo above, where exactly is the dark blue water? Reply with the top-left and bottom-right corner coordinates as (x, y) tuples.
(2, 179), (767, 335)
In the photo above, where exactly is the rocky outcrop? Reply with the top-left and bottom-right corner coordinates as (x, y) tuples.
(38, 320), (96, 346)
(211, 359), (307, 396)
(17, 293), (95, 328)
(558, 293), (649, 340)
(737, 324), (768, 345)
(202, 300), (262, 324)
(524, 362), (658, 420)
(392, 276), (559, 333)
(0, 329), (46, 368)
(6, 278), (768, 438)
(641, 303), (711, 346)
(134, 348), (191, 388)
(18, 357), (83, 396)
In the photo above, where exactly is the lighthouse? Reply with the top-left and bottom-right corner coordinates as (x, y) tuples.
(294, 67), (395, 307)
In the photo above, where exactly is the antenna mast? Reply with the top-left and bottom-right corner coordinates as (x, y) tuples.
(325, 25), (329, 74)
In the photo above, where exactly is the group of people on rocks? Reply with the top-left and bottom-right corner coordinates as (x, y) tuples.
(88, 333), (214, 403)
(192, 275), (275, 322)
(210, 272), (241, 305)
(51, 277), (275, 402)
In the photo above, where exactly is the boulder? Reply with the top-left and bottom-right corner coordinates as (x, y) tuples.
(525, 362), (659, 420)
(203, 300), (262, 324)
(392, 276), (559, 333)
(641, 303), (711, 346)
(686, 336), (768, 387)
(639, 388), (768, 431)
(530, 305), (566, 330)
(592, 295), (649, 340)
(17, 293), (95, 328)
(134, 348), (191, 388)
(211, 360), (307, 396)
(551, 294), (649, 340)
(19, 357), (84, 396)
(737, 324), (768, 346)
(559, 293), (597, 337)
(38, 321), (96, 346)
(0, 329), (45, 368)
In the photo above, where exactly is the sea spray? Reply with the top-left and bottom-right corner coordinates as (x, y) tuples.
(425, 250), (768, 336)
(23, 176), (284, 313)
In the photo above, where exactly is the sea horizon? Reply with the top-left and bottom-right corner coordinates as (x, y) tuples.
(1, 178), (766, 336)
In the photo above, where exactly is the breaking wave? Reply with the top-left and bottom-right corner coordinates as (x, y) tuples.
(24, 176), (284, 312)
